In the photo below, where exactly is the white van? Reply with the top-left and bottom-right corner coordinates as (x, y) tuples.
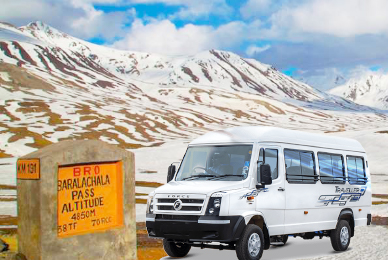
(146, 127), (371, 260)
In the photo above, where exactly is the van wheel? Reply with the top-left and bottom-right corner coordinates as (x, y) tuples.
(330, 220), (351, 251)
(162, 239), (191, 257)
(236, 224), (264, 260)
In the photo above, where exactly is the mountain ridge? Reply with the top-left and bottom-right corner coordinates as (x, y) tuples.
(0, 21), (387, 158)
(0, 21), (324, 100)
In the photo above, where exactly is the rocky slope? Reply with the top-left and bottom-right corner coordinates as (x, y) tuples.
(0, 21), (387, 158)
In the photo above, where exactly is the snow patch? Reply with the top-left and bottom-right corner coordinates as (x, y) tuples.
(0, 72), (12, 82)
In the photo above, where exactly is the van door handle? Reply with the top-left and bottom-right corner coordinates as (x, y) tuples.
(278, 187), (285, 191)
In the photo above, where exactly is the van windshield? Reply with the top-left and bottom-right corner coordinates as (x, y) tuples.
(176, 145), (253, 181)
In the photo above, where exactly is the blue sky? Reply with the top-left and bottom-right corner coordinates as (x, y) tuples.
(2, 0), (388, 90)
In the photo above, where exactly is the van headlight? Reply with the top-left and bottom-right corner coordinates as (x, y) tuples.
(147, 196), (154, 214)
(206, 193), (224, 215)
(213, 199), (221, 208)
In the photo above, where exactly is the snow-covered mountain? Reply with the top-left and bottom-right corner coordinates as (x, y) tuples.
(1, 21), (388, 158)
(330, 70), (388, 109)
(1, 21), (324, 101)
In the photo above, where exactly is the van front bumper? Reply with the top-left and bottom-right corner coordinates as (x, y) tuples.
(146, 214), (245, 242)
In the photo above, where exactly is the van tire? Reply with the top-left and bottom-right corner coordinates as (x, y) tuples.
(163, 239), (191, 257)
(236, 224), (264, 260)
(330, 220), (351, 251)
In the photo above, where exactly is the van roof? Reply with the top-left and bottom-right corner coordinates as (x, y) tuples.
(189, 126), (365, 153)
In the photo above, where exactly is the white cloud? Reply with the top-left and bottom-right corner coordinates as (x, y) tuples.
(70, 7), (135, 39)
(269, 0), (388, 38)
(0, 0), (133, 40)
(346, 65), (382, 81)
(297, 67), (347, 91)
(130, 0), (182, 3)
(240, 0), (273, 19)
(70, 0), (124, 6)
(112, 19), (246, 55)
(172, 0), (233, 20)
(246, 44), (271, 56)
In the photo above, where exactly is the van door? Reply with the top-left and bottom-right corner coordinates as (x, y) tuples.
(283, 148), (319, 234)
(256, 145), (285, 236)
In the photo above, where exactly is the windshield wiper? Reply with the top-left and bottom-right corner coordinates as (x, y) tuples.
(181, 174), (216, 181)
(209, 174), (245, 180)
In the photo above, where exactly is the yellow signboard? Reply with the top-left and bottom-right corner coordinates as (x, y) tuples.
(17, 159), (40, 179)
(57, 161), (124, 238)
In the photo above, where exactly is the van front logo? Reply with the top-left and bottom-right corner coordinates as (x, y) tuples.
(168, 195), (190, 198)
(173, 199), (183, 211)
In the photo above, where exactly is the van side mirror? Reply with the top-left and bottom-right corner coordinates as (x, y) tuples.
(167, 164), (176, 183)
(257, 164), (272, 189)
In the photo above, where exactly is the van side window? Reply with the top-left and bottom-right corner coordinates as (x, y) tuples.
(347, 156), (367, 185)
(258, 148), (278, 183)
(318, 153), (345, 184)
(285, 149), (317, 184)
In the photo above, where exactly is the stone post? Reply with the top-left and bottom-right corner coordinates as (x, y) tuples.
(16, 140), (136, 260)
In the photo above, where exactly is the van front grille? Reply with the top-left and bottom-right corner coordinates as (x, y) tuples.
(158, 206), (202, 211)
(156, 197), (205, 213)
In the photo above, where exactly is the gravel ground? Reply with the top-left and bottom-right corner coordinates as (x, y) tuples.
(161, 225), (388, 260)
